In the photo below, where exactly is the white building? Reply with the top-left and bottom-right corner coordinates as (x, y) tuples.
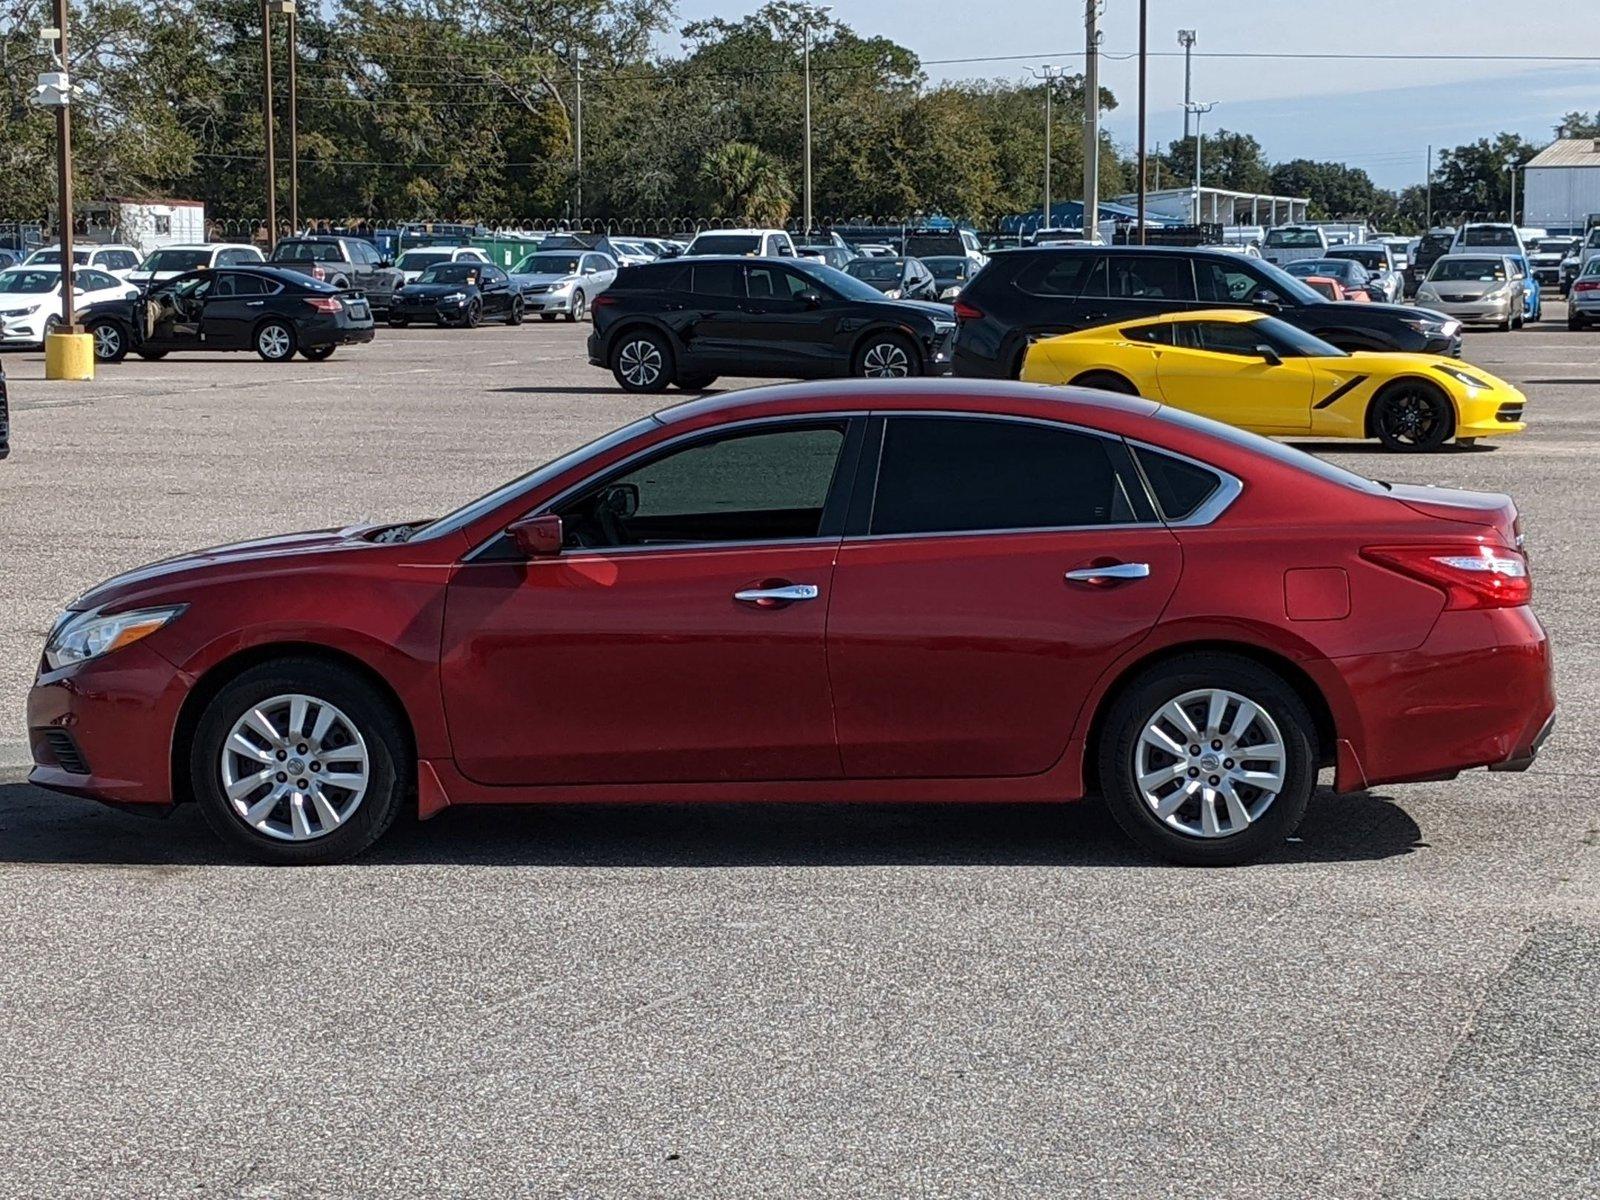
(1522, 139), (1600, 234)
(1112, 187), (1309, 227)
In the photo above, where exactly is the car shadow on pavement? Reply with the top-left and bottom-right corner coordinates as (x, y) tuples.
(1285, 440), (1495, 456)
(0, 781), (1423, 869)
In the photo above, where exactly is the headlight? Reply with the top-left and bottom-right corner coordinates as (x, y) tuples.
(940, 286), (960, 299)
(931, 320), (955, 335)
(549, 278), (575, 292)
(44, 605), (185, 671)
(1435, 366), (1492, 390)
(441, 291), (467, 304)
(3, 304), (39, 317)
(1481, 284), (1508, 299)
(884, 288), (902, 299)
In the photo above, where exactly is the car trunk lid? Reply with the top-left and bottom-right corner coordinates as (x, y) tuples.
(1387, 482), (1520, 546)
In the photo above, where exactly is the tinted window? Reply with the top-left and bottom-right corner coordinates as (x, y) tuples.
(1133, 447), (1222, 520)
(212, 273), (272, 297)
(558, 424), (847, 547)
(691, 263), (744, 298)
(689, 234), (761, 256)
(1014, 253), (1095, 297)
(1122, 322), (1173, 345)
(75, 269), (122, 291)
(1089, 256), (1195, 300)
(1181, 320), (1267, 356)
(273, 241), (344, 263)
(747, 264), (813, 300)
(216, 248), (260, 266)
(616, 262), (688, 290)
(105, 250), (138, 270)
(871, 417), (1139, 535)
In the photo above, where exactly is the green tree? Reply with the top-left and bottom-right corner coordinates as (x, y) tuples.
(1161, 128), (1270, 193)
(1269, 159), (1386, 219)
(698, 139), (792, 224)
(1429, 132), (1540, 222)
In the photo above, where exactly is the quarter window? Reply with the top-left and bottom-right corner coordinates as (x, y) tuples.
(1133, 447), (1223, 520)
(556, 424), (848, 548)
(870, 416), (1142, 535)
(1084, 256), (1195, 301)
(1181, 320), (1270, 356)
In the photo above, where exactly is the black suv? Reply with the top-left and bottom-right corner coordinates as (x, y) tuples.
(952, 246), (1461, 378)
(587, 256), (955, 392)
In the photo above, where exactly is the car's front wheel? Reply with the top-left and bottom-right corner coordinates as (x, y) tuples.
(507, 297), (524, 325)
(568, 291), (588, 322)
(1370, 381), (1453, 451)
(1096, 654), (1317, 866)
(87, 318), (128, 362)
(255, 320), (297, 362)
(855, 333), (919, 378)
(189, 658), (409, 865)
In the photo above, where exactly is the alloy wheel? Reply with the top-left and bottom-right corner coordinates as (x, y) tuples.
(258, 324), (292, 360)
(1133, 688), (1288, 839)
(92, 323), (121, 359)
(1375, 386), (1447, 449)
(618, 338), (663, 387)
(219, 693), (371, 842)
(861, 341), (910, 377)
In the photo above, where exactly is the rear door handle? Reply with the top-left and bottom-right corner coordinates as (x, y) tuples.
(1065, 562), (1150, 586)
(245, 300), (265, 307)
(734, 583), (819, 605)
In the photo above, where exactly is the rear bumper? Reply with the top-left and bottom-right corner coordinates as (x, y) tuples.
(1309, 606), (1555, 792)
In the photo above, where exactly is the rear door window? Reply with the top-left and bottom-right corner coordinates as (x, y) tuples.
(1106, 256), (1196, 300)
(1014, 254), (1096, 297)
(691, 263), (745, 298)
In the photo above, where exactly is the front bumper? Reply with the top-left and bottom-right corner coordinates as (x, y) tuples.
(521, 289), (578, 313)
(0, 312), (48, 344)
(1419, 296), (1517, 325)
(390, 297), (471, 324)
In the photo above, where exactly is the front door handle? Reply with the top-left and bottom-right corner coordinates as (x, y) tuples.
(1065, 562), (1151, 587)
(245, 300), (265, 307)
(734, 583), (819, 606)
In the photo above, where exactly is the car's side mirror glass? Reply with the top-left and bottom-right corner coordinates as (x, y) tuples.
(507, 513), (564, 557)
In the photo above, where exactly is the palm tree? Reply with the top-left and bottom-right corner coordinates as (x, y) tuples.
(698, 141), (793, 226)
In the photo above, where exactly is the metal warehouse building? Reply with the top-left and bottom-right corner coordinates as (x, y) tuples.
(1523, 139), (1600, 233)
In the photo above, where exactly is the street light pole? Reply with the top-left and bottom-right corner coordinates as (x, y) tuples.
(1505, 157), (1519, 225)
(1083, 0), (1100, 243)
(1030, 65), (1060, 231)
(261, 0), (276, 250)
(802, 7), (832, 237)
(52, 0), (75, 332)
(286, 3), (297, 234)
(1185, 101), (1216, 225)
(1136, 0), (1148, 244)
(573, 48), (583, 224)
(1178, 30), (1195, 143)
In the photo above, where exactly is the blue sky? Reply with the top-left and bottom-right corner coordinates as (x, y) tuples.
(666, 1), (1594, 190)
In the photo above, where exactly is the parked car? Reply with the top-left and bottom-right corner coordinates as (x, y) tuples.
(268, 236), (402, 312)
(1415, 255), (1528, 332)
(0, 266), (138, 347)
(904, 226), (987, 267)
(1529, 236), (1580, 291)
(588, 256), (955, 391)
(24, 243), (142, 279)
(1260, 226), (1330, 266)
(1565, 257), (1600, 329)
(79, 265), (375, 363)
(923, 255), (980, 300)
(950, 246), (1462, 379)
(0, 248), (19, 270)
(1283, 258), (1378, 302)
(508, 250), (618, 322)
(393, 246), (490, 284)
(128, 243), (265, 289)
(388, 262), (523, 328)
(854, 243), (898, 257)
(1323, 245), (1404, 303)
(606, 239), (658, 267)
(26, 378), (1554, 866)
(843, 255), (939, 300)
(796, 245), (855, 270)
(1407, 228), (1457, 296)
(1300, 276), (1353, 302)
(1020, 308), (1524, 451)
(684, 228), (797, 258)
(1378, 236), (1412, 272)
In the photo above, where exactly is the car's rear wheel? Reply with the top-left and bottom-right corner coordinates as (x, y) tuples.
(88, 318), (127, 362)
(1070, 370), (1139, 395)
(568, 291), (588, 323)
(855, 333), (919, 378)
(1097, 654), (1317, 866)
(612, 329), (673, 392)
(1371, 381), (1453, 452)
(300, 345), (335, 361)
(388, 314), (409, 328)
(1569, 314), (1586, 331)
(255, 320), (297, 362)
(189, 658), (409, 864)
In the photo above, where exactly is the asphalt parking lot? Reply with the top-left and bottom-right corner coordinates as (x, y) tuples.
(1, 313), (1596, 1197)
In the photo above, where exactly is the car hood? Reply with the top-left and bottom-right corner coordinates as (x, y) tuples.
(1307, 298), (1453, 324)
(512, 272), (577, 286)
(1420, 280), (1500, 298)
(398, 282), (478, 296)
(72, 524), (386, 612)
(1338, 352), (1518, 392)
(879, 299), (957, 320)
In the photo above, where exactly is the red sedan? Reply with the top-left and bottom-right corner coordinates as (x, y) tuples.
(27, 381), (1554, 865)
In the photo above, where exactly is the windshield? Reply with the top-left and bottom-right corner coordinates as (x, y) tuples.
(788, 258), (898, 303)
(846, 259), (904, 282)
(141, 249), (212, 273)
(1329, 250), (1385, 269)
(1258, 315), (1347, 358)
(1430, 258), (1506, 282)
(1285, 259), (1356, 278)
(1460, 227), (1518, 247)
(0, 269), (60, 294)
(688, 234), (761, 255)
(513, 254), (580, 275)
(1419, 233), (1454, 253)
(923, 256), (971, 279)
(27, 249), (89, 265)
(396, 250), (453, 271)
(419, 263), (484, 284)
(1264, 229), (1323, 248)
(1249, 260), (1338, 304)
(1535, 238), (1579, 254)
(1584, 259), (1600, 276)
(272, 241), (345, 262)
(415, 416), (661, 541)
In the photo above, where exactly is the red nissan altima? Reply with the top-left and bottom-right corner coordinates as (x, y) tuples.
(28, 380), (1554, 865)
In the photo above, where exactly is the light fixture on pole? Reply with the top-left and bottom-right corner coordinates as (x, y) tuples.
(1030, 64), (1061, 232)
(1185, 100), (1216, 225)
(1178, 29), (1196, 142)
(802, 6), (832, 237)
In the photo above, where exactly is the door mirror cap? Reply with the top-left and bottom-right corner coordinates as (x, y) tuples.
(796, 288), (822, 306)
(1255, 344), (1283, 365)
(1253, 290), (1282, 308)
(507, 513), (564, 557)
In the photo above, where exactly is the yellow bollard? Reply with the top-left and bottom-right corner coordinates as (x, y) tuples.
(44, 331), (95, 381)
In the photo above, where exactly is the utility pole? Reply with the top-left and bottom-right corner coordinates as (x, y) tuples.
(802, 8), (832, 236)
(1186, 101), (1216, 225)
(1083, 0), (1100, 242)
(1425, 144), (1433, 228)
(1178, 29), (1196, 143)
(51, 0), (75, 333)
(1031, 64), (1061, 230)
(1136, 0), (1147, 243)
(573, 49), (583, 224)
(261, 0), (276, 250)
(1506, 157), (1519, 225)
(285, 2), (297, 233)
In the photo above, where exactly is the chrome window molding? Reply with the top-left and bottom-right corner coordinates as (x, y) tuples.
(1123, 436), (1245, 528)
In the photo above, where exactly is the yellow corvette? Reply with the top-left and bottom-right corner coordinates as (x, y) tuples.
(1020, 309), (1526, 451)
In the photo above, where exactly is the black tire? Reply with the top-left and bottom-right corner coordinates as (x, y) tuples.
(1569, 314), (1586, 331)
(1070, 370), (1139, 396)
(1369, 380), (1454, 452)
(675, 372), (718, 391)
(388, 314), (410, 328)
(87, 318), (128, 363)
(328, 275), (349, 290)
(299, 345), (336, 361)
(1497, 315), (1512, 332)
(853, 332), (920, 378)
(136, 348), (168, 361)
(539, 313), (557, 322)
(42, 315), (61, 341)
(463, 300), (482, 328)
(611, 328), (674, 392)
(506, 297), (524, 326)
(254, 319), (297, 362)
(1096, 653), (1317, 867)
(188, 657), (410, 865)
(567, 291), (588, 322)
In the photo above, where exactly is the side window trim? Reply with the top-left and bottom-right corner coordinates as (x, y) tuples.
(1123, 438), (1244, 527)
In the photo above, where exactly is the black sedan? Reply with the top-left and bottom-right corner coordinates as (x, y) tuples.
(843, 255), (939, 300)
(80, 266), (376, 363)
(388, 262), (524, 327)
(587, 256), (956, 392)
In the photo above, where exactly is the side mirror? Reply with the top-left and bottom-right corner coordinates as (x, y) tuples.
(1254, 344), (1282, 366)
(796, 288), (822, 306)
(507, 513), (564, 557)
(599, 483), (639, 518)
(377, 259), (393, 269)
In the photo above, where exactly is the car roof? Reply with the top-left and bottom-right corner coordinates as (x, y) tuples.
(690, 228), (786, 238)
(1117, 308), (1262, 327)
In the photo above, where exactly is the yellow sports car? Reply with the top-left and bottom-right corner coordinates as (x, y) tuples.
(1020, 309), (1526, 451)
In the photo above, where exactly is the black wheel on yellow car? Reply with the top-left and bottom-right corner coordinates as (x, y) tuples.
(1070, 371), (1139, 396)
(1371, 380), (1453, 452)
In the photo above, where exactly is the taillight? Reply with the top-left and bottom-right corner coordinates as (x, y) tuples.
(1362, 543), (1531, 610)
(591, 293), (618, 310)
(1574, 280), (1600, 293)
(952, 298), (983, 322)
(310, 264), (326, 281)
(304, 296), (342, 314)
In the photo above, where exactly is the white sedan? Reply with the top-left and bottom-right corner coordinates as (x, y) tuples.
(0, 266), (139, 346)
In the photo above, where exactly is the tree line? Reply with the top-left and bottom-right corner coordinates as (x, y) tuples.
(0, 0), (1585, 232)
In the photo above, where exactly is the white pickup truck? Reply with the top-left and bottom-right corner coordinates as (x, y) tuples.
(1260, 226), (1330, 266)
